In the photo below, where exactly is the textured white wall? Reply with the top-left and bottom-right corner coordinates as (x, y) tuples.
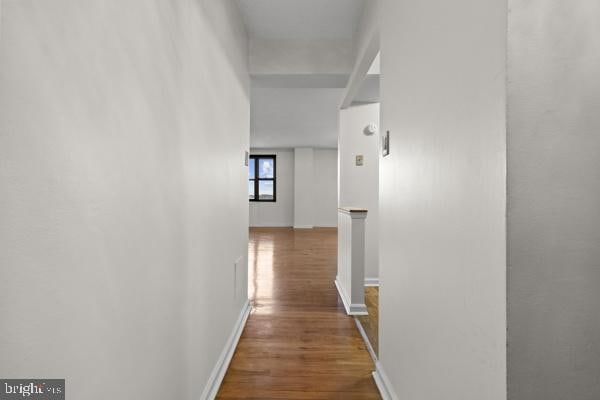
(249, 38), (353, 75)
(379, 0), (507, 398)
(293, 148), (314, 228)
(313, 149), (338, 227)
(339, 103), (380, 281)
(0, 1), (249, 399)
(507, 1), (600, 399)
(352, 0), (379, 62)
(250, 88), (344, 149)
(250, 148), (336, 228)
(249, 149), (295, 227)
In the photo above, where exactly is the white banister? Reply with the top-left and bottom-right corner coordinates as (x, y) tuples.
(336, 207), (368, 315)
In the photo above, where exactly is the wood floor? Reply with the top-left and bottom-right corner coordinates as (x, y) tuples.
(356, 287), (379, 357)
(217, 227), (381, 399)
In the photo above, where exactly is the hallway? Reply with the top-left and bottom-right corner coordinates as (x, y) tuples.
(218, 228), (380, 399)
(2, 1), (599, 399)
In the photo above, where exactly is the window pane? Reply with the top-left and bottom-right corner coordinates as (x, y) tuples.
(258, 180), (274, 200)
(258, 158), (274, 178)
(249, 158), (255, 179)
(248, 180), (255, 200)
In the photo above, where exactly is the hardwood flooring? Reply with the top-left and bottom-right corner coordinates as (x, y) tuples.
(356, 287), (379, 357)
(217, 227), (381, 399)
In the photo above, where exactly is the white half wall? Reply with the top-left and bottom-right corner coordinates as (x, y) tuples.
(0, 1), (249, 399)
(249, 149), (294, 227)
(378, 0), (507, 399)
(339, 103), (380, 281)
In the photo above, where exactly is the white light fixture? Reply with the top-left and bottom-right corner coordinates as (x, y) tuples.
(364, 123), (378, 136)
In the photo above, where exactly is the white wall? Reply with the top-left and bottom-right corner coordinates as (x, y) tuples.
(339, 103), (380, 281)
(293, 148), (315, 228)
(352, 0), (380, 63)
(249, 149), (294, 227)
(250, 38), (353, 75)
(0, 1), (249, 399)
(341, 0), (380, 109)
(250, 88), (344, 149)
(250, 148), (337, 228)
(378, 0), (507, 399)
(313, 149), (338, 227)
(507, 1), (600, 399)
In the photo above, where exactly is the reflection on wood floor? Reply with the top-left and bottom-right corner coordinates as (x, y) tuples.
(217, 227), (381, 399)
(356, 287), (379, 357)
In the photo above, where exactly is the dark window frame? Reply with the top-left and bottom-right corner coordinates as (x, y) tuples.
(249, 155), (276, 202)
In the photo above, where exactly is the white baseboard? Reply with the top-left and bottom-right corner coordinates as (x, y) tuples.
(354, 318), (377, 363)
(364, 277), (379, 287)
(334, 278), (368, 315)
(372, 361), (399, 400)
(249, 223), (292, 227)
(293, 225), (314, 229)
(200, 300), (251, 400)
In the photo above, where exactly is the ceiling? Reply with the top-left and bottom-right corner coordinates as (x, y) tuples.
(354, 52), (380, 104)
(237, 0), (365, 40)
(237, 0), (372, 149)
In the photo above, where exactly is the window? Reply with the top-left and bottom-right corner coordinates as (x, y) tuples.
(249, 155), (276, 202)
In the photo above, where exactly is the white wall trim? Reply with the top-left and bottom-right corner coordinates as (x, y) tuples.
(250, 223), (293, 228)
(293, 225), (314, 229)
(372, 361), (399, 400)
(364, 277), (379, 287)
(200, 300), (251, 400)
(334, 278), (368, 315)
(354, 318), (377, 362)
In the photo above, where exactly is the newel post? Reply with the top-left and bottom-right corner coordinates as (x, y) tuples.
(336, 207), (368, 315)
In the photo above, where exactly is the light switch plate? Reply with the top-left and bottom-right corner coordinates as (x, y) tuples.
(244, 151), (249, 166)
(356, 155), (364, 166)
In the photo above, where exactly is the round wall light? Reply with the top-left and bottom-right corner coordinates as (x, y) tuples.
(363, 123), (378, 136)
